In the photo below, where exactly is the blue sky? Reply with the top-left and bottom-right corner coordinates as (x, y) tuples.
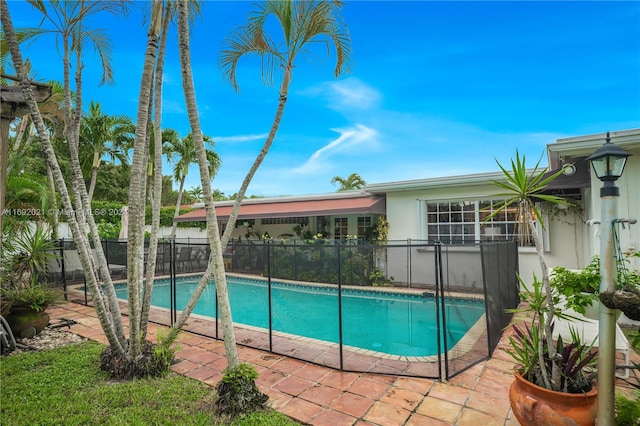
(7, 1), (640, 197)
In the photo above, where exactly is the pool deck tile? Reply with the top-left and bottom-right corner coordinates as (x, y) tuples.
(47, 301), (640, 426)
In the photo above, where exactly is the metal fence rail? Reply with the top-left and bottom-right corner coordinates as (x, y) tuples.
(46, 238), (519, 380)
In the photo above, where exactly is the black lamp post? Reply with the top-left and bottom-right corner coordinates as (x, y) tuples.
(587, 131), (631, 426)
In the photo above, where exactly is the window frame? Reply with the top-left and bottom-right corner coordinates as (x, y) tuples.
(419, 199), (549, 249)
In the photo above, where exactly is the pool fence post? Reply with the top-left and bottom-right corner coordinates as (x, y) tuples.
(215, 280), (219, 340)
(59, 239), (67, 299)
(267, 239), (273, 352)
(170, 240), (176, 326)
(337, 243), (344, 370)
(434, 241), (443, 380)
(407, 238), (412, 288)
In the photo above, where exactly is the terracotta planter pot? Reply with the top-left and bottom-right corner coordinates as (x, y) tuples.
(6, 307), (50, 338)
(509, 372), (597, 426)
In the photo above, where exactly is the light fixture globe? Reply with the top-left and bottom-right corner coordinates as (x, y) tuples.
(586, 132), (631, 182)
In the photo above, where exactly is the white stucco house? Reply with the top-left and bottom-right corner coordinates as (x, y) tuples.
(364, 129), (640, 285)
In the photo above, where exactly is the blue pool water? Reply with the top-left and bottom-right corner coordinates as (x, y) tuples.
(115, 276), (485, 357)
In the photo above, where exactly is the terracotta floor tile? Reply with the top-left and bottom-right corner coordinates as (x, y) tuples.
(393, 377), (434, 394)
(473, 368), (513, 396)
(363, 400), (411, 426)
(348, 377), (391, 399)
(272, 357), (307, 374)
(456, 407), (505, 426)
(185, 365), (218, 381)
(329, 392), (373, 418)
(465, 389), (511, 418)
(320, 371), (360, 389)
(295, 363), (331, 382)
(279, 398), (323, 424)
(203, 372), (223, 387)
(380, 387), (423, 412)
(405, 413), (452, 426)
(415, 396), (462, 424)
(250, 353), (285, 367)
(363, 374), (398, 385)
(262, 387), (293, 410)
(207, 356), (230, 371)
(256, 369), (287, 388)
(309, 408), (357, 426)
(299, 384), (343, 406)
(170, 359), (199, 374)
(428, 382), (471, 405)
(273, 375), (315, 396)
(181, 346), (217, 364)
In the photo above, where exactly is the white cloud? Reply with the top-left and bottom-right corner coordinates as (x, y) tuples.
(301, 77), (382, 111)
(213, 133), (269, 143)
(293, 124), (378, 174)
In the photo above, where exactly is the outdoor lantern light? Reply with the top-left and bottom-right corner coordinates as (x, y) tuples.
(587, 132), (631, 185)
(590, 131), (632, 426)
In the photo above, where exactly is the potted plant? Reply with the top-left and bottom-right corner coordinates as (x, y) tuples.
(599, 250), (640, 321)
(506, 279), (598, 426)
(0, 225), (64, 338)
(550, 256), (601, 318)
(489, 152), (599, 425)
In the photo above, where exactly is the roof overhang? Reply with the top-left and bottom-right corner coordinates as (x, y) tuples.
(547, 129), (640, 169)
(174, 193), (386, 223)
(540, 156), (590, 198)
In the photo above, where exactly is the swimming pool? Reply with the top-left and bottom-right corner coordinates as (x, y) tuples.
(115, 275), (485, 357)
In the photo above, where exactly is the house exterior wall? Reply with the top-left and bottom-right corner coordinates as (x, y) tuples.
(378, 129), (640, 286)
(383, 184), (582, 286)
(585, 154), (640, 272)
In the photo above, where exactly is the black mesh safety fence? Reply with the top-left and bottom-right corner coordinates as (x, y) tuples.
(48, 238), (518, 380)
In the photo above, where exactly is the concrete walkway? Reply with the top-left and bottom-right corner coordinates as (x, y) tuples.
(47, 302), (639, 426)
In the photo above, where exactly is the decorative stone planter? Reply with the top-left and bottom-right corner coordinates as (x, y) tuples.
(6, 307), (50, 338)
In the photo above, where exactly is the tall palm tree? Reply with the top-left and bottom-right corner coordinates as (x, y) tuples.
(79, 101), (135, 203)
(165, 133), (220, 240)
(331, 173), (366, 191)
(218, 0), (352, 248)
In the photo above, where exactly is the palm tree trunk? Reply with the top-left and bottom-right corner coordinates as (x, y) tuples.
(126, 0), (162, 359)
(169, 176), (186, 241)
(171, 0), (240, 368)
(66, 30), (127, 350)
(141, 0), (171, 339)
(87, 151), (101, 203)
(46, 163), (59, 239)
(220, 65), (292, 248)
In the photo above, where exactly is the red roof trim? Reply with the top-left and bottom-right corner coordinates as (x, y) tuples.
(174, 196), (385, 222)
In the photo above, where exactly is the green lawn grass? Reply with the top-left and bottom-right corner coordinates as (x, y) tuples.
(0, 341), (299, 426)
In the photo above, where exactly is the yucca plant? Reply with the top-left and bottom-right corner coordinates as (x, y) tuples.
(489, 150), (584, 392)
(506, 278), (598, 393)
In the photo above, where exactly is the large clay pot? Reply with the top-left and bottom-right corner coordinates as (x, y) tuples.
(509, 372), (598, 426)
(6, 307), (50, 338)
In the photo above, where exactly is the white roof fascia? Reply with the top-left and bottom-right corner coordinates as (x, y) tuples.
(364, 170), (510, 194)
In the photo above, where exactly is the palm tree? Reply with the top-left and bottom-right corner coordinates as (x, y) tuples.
(212, 188), (227, 201)
(1, 0), (131, 358)
(188, 186), (203, 202)
(218, 0), (352, 249)
(331, 173), (366, 191)
(488, 151), (566, 390)
(79, 101), (135, 203)
(165, 133), (220, 240)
